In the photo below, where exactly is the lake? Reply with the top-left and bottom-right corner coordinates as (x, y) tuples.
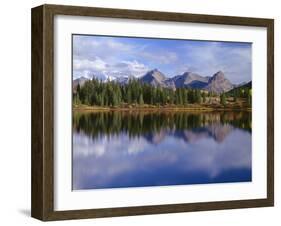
(72, 110), (252, 190)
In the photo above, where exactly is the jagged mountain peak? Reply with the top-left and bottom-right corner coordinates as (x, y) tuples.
(145, 68), (165, 78)
(211, 71), (225, 80)
(205, 71), (234, 93)
(182, 71), (199, 77)
(74, 69), (240, 94)
(151, 68), (159, 72)
(140, 69), (167, 86)
(73, 76), (88, 86)
(172, 71), (209, 89)
(78, 76), (88, 80)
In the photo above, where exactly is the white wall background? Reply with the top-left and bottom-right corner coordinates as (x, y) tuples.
(0, 0), (279, 225)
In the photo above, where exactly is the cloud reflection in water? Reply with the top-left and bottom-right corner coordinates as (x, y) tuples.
(73, 111), (252, 190)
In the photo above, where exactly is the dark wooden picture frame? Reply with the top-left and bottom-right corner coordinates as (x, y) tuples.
(31, 4), (274, 221)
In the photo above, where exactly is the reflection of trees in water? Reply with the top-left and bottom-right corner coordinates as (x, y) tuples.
(73, 111), (251, 142)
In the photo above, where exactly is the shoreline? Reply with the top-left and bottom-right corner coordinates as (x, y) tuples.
(73, 105), (252, 112)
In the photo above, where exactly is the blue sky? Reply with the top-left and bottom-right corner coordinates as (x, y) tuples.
(73, 34), (252, 84)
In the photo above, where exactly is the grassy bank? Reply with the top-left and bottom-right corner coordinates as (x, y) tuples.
(73, 103), (251, 112)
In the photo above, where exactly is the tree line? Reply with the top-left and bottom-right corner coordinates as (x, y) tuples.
(74, 78), (216, 107)
(73, 78), (252, 107)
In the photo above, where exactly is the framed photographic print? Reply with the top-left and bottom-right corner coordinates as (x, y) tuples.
(31, 4), (274, 221)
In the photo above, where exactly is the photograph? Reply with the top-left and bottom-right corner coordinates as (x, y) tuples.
(72, 34), (252, 190)
(30, 4), (274, 221)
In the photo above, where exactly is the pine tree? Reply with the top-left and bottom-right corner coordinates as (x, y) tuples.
(233, 91), (237, 102)
(76, 83), (81, 95)
(220, 93), (226, 106)
(127, 88), (132, 104)
(202, 92), (206, 103)
(195, 90), (202, 103)
(247, 89), (252, 105)
(139, 93), (144, 105)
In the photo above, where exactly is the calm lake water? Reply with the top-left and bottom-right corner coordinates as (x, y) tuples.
(72, 110), (252, 190)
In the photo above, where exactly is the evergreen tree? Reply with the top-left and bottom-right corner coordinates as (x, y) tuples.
(139, 93), (144, 105)
(220, 93), (226, 106)
(195, 90), (202, 103)
(127, 87), (132, 104)
(202, 92), (206, 103)
(233, 91), (237, 102)
(247, 89), (252, 105)
(76, 83), (81, 94)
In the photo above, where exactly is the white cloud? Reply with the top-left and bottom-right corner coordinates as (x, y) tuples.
(73, 35), (135, 62)
(106, 39), (132, 51)
(139, 50), (178, 64)
(112, 60), (149, 77)
(182, 42), (252, 84)
(73, 58), (149, 79)
(73, 57), (107, 71)
(73, 35), (150, 79)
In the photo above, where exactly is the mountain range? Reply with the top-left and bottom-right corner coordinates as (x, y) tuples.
(74, 69), (248, 94)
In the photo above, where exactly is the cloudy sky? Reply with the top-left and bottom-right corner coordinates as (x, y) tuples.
(73, 34), (252, 84)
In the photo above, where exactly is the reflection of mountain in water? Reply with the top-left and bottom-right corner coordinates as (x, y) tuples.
(144, 123), (234, 144)
(144, 129), (167, 144)
(207, 123), (234, 142)
(73, 111), (251, 144)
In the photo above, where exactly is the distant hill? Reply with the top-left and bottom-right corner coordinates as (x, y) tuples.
(73, 69), (242, 94)
(226, 81), (252, 96)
